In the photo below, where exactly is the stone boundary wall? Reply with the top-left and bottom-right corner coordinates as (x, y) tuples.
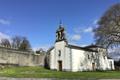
(0, 46), (45, 67)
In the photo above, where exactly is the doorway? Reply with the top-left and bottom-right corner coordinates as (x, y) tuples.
(58, 61), (62, 71)
(92, 63), (95, 71)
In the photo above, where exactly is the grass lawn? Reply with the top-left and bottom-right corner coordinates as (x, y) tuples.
(0, 66), (119, 79)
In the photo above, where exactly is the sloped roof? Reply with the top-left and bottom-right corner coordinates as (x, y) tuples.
(84, 44), (105, 49)
(107, 56), (113, 59)
(47, 46), (54, 53)
(47, 44), (100, 53)
(67, 44), (98, 52)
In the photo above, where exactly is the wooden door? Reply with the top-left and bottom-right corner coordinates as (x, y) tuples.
(92, 63), (95, 71)
(58, 61), (62, 71)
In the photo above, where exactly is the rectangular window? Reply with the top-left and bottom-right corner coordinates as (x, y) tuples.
(58, 50), (61, 57)
(88, 55), (90, 59)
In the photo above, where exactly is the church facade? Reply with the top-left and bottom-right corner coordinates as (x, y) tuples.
(48, 24), (114, 72)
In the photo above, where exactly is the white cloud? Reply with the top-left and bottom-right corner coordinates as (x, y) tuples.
(0, 19), (10, 25)
(71, 34), (81, 41)
(73, 27), (93, 34)
(73, 27), (83, 33)
(93, 19), (98, 25)
(93, 19), (100, 28)
(84, 27), (93, 33)
(73, 19), (99, 34)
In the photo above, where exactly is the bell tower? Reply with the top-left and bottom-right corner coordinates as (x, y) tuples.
(54, 21), (68, 71)
(55, 21), (67, 43)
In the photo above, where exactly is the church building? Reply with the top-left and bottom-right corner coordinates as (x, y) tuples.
(48, 23), (114, 72)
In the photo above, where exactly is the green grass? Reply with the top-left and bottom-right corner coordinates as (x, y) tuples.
(0, 66), (119, 79)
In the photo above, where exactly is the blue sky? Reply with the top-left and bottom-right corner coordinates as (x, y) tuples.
(0, 0), (119, 50)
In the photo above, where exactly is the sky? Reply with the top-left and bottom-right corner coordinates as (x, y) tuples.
(0, 0), (119, 51)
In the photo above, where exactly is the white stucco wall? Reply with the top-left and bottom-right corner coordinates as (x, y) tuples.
(49, 41), (115, 72)
(71, 49), (97, 72)
(64, 47), (71, 71)
(97, 48), (111, 70)
(54, 41), (66, 70)
(50, 41), (71, 71)
(50, 49), (55, 70)
(71, 49), (85, 72)
(108, 59), (115, 70)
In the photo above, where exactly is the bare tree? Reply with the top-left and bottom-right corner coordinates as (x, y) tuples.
(12, 36), (23, 49)
(93, 3), (120, 48)
(19, 37), (31, 51)
(1, 38), (11, 48)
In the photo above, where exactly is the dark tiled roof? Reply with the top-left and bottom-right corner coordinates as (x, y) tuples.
(84, 44), (105, 49)
(47, 44), (99, 53)
(66, 44), (98, 52)
(107, 57), (113, 59)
